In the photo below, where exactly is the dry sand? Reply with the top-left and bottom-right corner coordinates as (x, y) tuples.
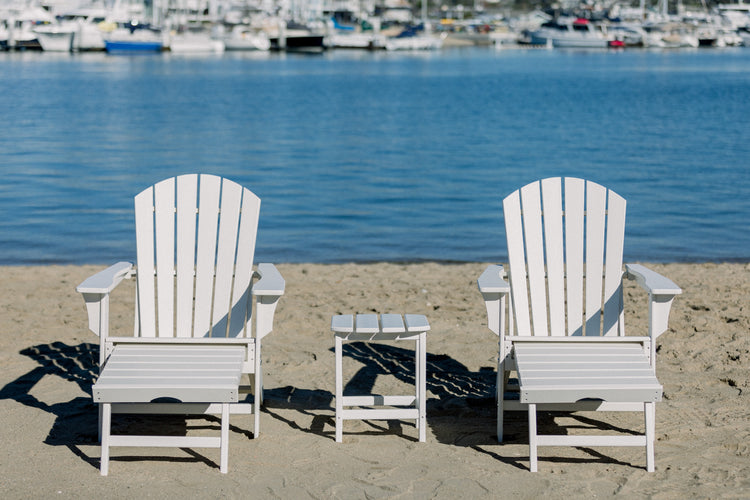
(1, 262), (748, 498)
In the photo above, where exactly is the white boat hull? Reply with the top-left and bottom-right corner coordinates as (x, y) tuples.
(222, 29), (270, 51)
(169, 34), (225, 53)
(34, 27), (75, 51)
(385, 34), (443, 51)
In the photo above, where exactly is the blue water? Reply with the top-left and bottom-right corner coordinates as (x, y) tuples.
(1, 47), (749, 265)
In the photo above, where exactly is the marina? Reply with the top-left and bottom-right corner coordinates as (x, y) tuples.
(2, 1), (750, 53)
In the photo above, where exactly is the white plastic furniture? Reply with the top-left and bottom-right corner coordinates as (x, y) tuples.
(93, 344), (245, 475)
(332, 314), (429, 443)
(478, 177), (681, 472)
(77, 174), (284, 469)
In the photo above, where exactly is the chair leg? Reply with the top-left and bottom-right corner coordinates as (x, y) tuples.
(98, 402), (103, 444)
(220, 403), (230, 473)
(645, 402), (656, 472)
(497, 362), (507, 443)
(253, 343), (262, 438)
(100, 403), (111, 476)
(528, 403), (538, 472)
(253, 373), (261, 439)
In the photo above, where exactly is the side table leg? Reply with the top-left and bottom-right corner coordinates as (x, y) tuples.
(335, 336), (343, 443)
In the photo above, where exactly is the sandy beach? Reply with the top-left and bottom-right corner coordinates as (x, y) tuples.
(1, 262), (747, 498)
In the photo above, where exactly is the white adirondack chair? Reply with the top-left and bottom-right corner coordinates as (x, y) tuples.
(478, 177), (681, 472)
(77, 174), (284, 438)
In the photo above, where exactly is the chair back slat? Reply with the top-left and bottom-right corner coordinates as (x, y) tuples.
(520, 183), (547, 336)
(229, 190), (260, 338)
(503, 177), (627, 337)
(603, 190), (626, 336)
(503, 190), (532, 336)
(541, 178), (565, 336)
(175, 175), (198, 337)
(564, 178), (585, 336)
(584, 182), (607, 336)
(211, 180), (242, 337)
(134, 186), (157, 337)
(193, 175), (221, 337)
(154, 178), (176, 338)
(133, 174), (259, 339)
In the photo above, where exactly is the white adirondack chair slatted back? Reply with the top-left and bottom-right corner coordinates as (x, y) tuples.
(503, 177), (626, 337)
(134, 174), (260, 339)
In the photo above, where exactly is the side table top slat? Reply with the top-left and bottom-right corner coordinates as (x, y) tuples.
(331, 314), (354, 333)
(380, 314), (405, 333)
(355, 314), (380, 333)
(404, 314), (430, 332)
(332, 314), (430, 340)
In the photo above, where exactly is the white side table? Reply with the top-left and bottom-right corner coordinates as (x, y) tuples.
(332, 313), (429, 443)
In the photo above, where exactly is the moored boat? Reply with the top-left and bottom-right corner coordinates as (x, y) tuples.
(167, 27), (224, 53)
(221, 25), (270, 51)
(33, 24), (76, 51)
(267, 21), (326, 52)
(104, 22), (163, 53)
(527, 17), (611, 48)
(385, 24), (443, 51)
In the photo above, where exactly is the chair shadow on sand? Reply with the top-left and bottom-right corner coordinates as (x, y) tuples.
(3, 341), (638, 471)
(0, 342), (240, 470)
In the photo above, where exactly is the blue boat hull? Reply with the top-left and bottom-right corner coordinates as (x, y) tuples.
(105, 40), (163, 53)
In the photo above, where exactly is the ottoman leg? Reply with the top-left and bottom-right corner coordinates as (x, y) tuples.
(335, 336), (343, 443)
(100, 403), (111, 476)
(220, 403), (230, 473)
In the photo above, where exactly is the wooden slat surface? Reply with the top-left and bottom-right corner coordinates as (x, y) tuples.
(521, 182), (548, 337)
(542, 178), (565, 336)
(93, 345), (244, 404)
(134, 186), (156, 337)
(194, 175), (221, 338)
(212, 178), (242, 337)
(585, 181), (607, 336)
(154, 178), (176, 338)
(331, 314), (429, 340)
(355, 314), (380, 333)
(228, 188), (260, 338)
(603, 190), (627, 336)
(515, 342), (662, 404)
(504, 190), (531, 336)
(564, 178), (585, 336)
(175, 175), (198, 337)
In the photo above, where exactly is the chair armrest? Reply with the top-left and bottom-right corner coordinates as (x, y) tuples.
(478, 264), (510, 294)
(253, 263), (285, 339)
(477, 265), (510, 336)
(75, 262), (134, 347)
(76, 262), (134, 294)
(252, 263), (285, 297)
(625, 264), (682, 297)
(625, 263), (682, 340)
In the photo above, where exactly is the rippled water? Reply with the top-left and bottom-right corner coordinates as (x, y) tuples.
(1, 47), (748, 265)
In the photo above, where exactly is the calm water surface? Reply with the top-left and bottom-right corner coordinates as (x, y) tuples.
(1, 47), (748, 265)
